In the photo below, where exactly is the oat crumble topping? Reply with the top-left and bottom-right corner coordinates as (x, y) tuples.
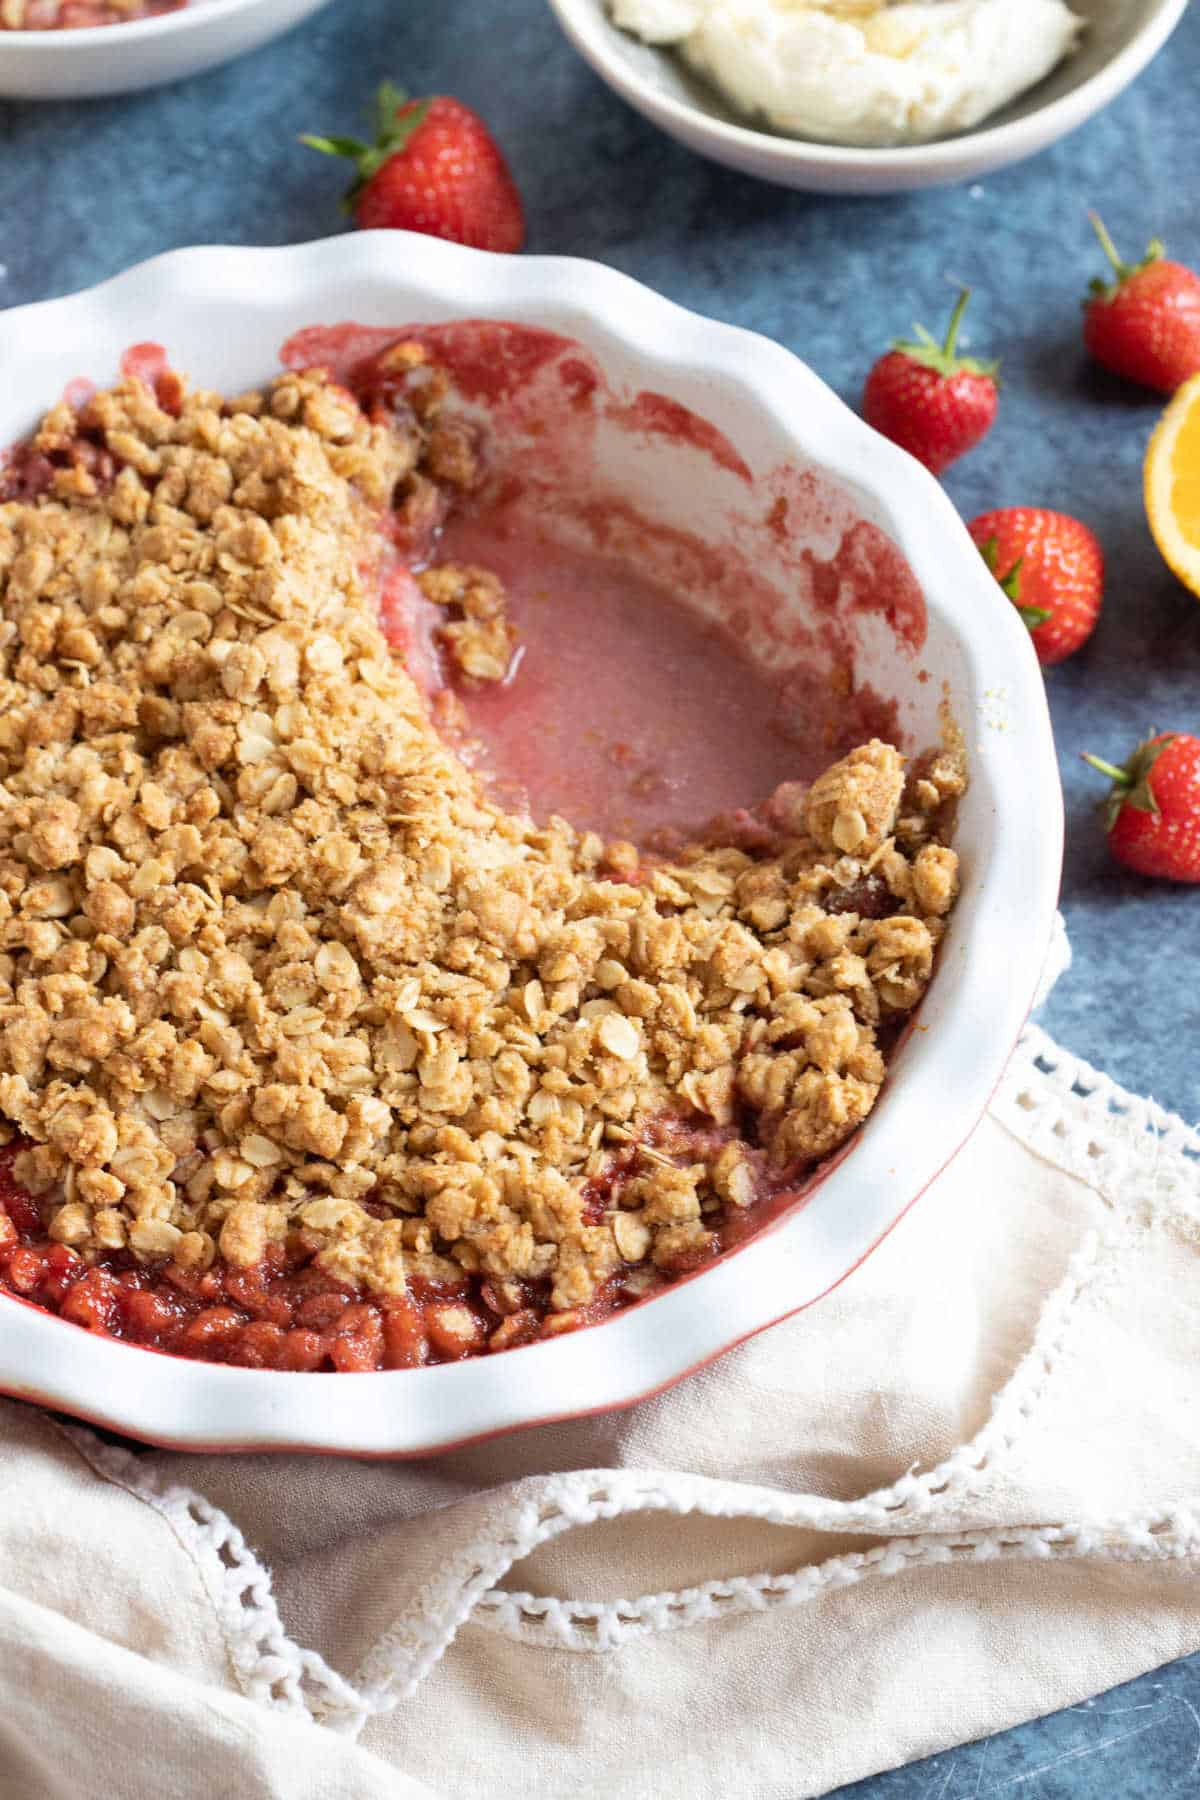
(0, 348), (962, 1343)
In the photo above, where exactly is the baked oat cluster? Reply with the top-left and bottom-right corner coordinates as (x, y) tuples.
(0, 352), (962, 1329)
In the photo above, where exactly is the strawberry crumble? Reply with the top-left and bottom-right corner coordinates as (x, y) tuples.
(1, 0), (181, 24)
(0, 335), (963, 1372)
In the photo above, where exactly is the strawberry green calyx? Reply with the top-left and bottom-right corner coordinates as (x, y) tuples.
(976, 535), (1049, 629)
(892, 288), (999, 380)
(1082, 734), (1176, 830)
(302, 82), (431, 207)
(1086, 211), (1165, 302)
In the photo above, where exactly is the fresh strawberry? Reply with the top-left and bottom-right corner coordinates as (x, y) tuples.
(1083, 733), (1200, 882)
(862, 288), (998, 476)
(967, 508), (1104, 667)
(303, 83), (524, 254)
(1082, 213), (1200, 394)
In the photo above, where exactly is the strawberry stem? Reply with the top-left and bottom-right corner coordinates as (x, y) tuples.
(302, 86), (431, 208)
(1088, 212), (1128, 284)
(1086, 213), (1164, 300)
(1081, 752), (1131, 787)
(300, 133), (369, 158)
(941, 287), (971, 361)
(892, 288), (998, 381)
(1083, 736), (1173, 827)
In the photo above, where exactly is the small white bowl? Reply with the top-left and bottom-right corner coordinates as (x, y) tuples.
(0, 234), (1060, 1455)
(0, 0), (331, 100)
(545, 0), (1188, 194)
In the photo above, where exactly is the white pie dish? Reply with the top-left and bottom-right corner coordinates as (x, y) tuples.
(544, 0), (1189, 194)
(0, 232), (1061, 1455)
(0, 0), (331, 100)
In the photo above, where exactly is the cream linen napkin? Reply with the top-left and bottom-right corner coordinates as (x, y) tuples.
(1, 977), (1199, 1796)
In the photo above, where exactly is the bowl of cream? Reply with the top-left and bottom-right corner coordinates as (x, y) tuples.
(545, 0), (1188, 192)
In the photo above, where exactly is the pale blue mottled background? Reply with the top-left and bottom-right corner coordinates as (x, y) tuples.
(1, 1), (1198, 1790)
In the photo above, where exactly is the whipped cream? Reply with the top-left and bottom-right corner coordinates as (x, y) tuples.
(609, 0), (1083, 148)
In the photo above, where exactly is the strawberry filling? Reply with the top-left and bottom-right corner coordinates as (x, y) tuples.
(0, 1133), (801, 1372)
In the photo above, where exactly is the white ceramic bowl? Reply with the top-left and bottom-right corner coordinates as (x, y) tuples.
(545, 0), (1188, 193)
(0, 233), (1061, 1454)
(0, 0), (331, 100)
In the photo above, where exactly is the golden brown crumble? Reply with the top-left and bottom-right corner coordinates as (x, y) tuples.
(0, 358), (962, 1314)
(417, 563), (518, 686)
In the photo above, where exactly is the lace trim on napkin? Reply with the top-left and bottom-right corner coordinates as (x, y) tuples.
(996, 1024), (1200, 1243)
(47, 1015), (1200, 1738)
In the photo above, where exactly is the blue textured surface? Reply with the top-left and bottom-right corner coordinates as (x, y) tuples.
(1, 1), (1198, 1791)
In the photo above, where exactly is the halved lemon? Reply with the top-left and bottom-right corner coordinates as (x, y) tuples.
(1145, 371), (1200, 597)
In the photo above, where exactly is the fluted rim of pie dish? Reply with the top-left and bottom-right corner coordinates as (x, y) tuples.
(544, 0), (1189, 190)
(0, 234), (1062, 1455)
